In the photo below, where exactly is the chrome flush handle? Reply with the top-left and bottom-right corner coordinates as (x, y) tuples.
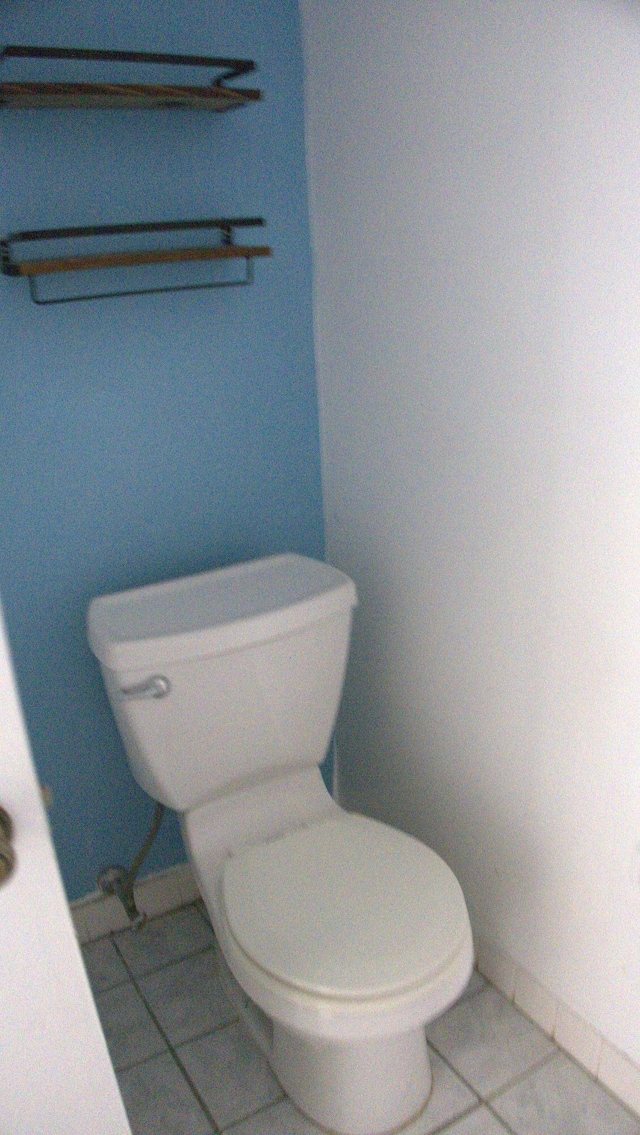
(119, 675), (171, 700)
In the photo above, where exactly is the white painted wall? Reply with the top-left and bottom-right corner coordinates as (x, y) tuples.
(300, 0), (640, 1065)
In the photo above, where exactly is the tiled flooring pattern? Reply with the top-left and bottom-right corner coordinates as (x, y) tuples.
(82, 903), (640, 1135)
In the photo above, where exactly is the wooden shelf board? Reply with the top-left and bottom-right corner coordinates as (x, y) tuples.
(14, 243), (272, 277)
(0, 81), (261, 110)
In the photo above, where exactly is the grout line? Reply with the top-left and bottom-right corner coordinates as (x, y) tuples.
(426, 1040), (480, 1097)
(430, 980), (640, 1131)
(543, 1041), (640, 1125)
(116, 956), (225, 1134)
(112, 938), (215, 981)
(426, 1029), (560, 1117)
(96, 908), (640, 1133)
(108, 920), (287, 1135)
(475, 938), (640, 1119)
(427, 1103), (487, 1135)
(165, 1046), (224, 1135)
(482, 1107), (520, 1135)
(106, 919), (288, 1134)
(429, 1101), (520, 1135)
(478, 973), (640, 1122)
(218, 1095), (290, 1134)
(91, 905), (287, 1134)
(483, 1048), (559, 1104)
(175, 1018), (239, 1047)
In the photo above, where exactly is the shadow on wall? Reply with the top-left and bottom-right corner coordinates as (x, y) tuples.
(335, 559), (543, 947)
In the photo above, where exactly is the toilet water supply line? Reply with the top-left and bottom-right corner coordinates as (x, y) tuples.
(97, 801), (165, 930)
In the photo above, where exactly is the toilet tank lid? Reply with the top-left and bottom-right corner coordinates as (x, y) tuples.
(87, 554), (357, 671)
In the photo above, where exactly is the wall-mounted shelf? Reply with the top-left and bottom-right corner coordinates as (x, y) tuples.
(1, 218), (272, 304)
(0, 46), (261, 110)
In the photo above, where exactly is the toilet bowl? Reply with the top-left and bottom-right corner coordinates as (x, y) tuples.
(88, 554), (473, 1135)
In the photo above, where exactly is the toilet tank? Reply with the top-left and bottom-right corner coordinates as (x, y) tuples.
(87, 555), (357, 812)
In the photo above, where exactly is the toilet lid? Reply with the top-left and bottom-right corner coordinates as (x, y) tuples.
(222, 813), (469, 999)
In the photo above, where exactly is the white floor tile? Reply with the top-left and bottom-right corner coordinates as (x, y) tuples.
(183, 1038), (477, 1135)
(222, 1097), (326, 1134)
(492, 1051), (640, 1135)
(95, 981), (167, 1071)
(460, 970), (488, 1001)
(114, 906), (214, 975)
(402, 1049), (479, 1135)
(84, 906), (640, 1133)
(177, 1020), (282, 1127)
(440, 1106), (515, 1134)
(137, 948), (237, 1044)
(426, 986), (556, 1097)
(118, 1051), (214, 1135)
(82, 935), (129, 992)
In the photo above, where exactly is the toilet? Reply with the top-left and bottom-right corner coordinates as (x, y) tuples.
(88, 554), (473, 1135)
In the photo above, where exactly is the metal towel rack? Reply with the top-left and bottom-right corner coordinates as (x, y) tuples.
(1, 217), (272, 305)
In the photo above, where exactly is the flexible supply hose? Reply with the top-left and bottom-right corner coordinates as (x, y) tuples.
(129, 801), (165, 880)
(97, 801), (165, 930)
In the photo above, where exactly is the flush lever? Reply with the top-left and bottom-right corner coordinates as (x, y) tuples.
(120, 675), (171, 700)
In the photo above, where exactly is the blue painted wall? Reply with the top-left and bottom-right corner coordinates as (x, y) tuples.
(0, 1), (324, 900)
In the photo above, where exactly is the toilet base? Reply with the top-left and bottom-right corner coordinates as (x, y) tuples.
(217, 946), (432, 1135)
(272, 1021), (432, 1135)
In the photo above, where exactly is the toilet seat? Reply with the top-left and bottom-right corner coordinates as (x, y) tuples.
(222, 813), (470, 1001)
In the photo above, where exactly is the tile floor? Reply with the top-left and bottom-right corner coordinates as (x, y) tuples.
(82, 902), (640, 1135)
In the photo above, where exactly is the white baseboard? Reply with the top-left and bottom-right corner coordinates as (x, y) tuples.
(475, 934), (640, 1119)
(70, 860), (200, 944)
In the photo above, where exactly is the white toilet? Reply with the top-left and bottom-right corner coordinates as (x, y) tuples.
(88, 554), (473, 1135)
